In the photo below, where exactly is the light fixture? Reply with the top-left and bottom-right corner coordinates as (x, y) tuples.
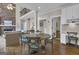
(38, 7), (40, 9)
(37, 6), (40, 11)
(7, 4), (15, 10)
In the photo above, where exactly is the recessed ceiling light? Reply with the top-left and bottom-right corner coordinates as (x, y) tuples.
(38, 7), (40, 9)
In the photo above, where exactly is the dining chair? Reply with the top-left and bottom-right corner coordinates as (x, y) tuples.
(20, 33), (29, 54)
(28, 41), (40, 54)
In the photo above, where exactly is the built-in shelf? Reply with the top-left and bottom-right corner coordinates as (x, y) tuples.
(0, 16), (15, 18)
(0, 16), (16, 35)
(0, 25), (16, 27)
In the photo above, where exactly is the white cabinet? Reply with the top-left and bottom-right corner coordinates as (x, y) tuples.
(73, 5), (79, 18)
(66, 4), (79, 19)
(66, 7), (73, 19)
(62, 4), (79, 23)
(61, 8), (67, 24)
(60, 34), (67, 44)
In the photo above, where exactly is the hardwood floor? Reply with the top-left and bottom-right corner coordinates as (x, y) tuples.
(0, 39), (79, 55)
(53, 39), (79, 55)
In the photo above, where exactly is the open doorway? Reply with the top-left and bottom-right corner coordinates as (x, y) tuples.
(52, 16), (60, 40)
(39, 19), (46, 33)
(56, 17), (60, 40)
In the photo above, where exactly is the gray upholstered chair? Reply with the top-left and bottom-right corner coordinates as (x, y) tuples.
(66, 32), (78, 47)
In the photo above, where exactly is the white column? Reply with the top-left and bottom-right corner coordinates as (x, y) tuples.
(33, 11), (36, 32)
(35, 10), (38, 31)
(49, 16), (54, 35)
(16, 4), (21, 31)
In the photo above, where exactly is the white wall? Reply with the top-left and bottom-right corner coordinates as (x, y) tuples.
(16, 4), (37, 32)
(16, 4), (61, 37)
(39, 9), (61, 36)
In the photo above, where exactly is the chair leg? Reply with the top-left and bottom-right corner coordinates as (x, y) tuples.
(75, 39), (78, 48)
(68, 39), (70, 46)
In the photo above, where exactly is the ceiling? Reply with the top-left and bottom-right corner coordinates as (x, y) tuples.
(19, 3), (77, 16)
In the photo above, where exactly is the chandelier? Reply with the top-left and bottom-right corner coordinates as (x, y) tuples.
(7, 4), (15, 10)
